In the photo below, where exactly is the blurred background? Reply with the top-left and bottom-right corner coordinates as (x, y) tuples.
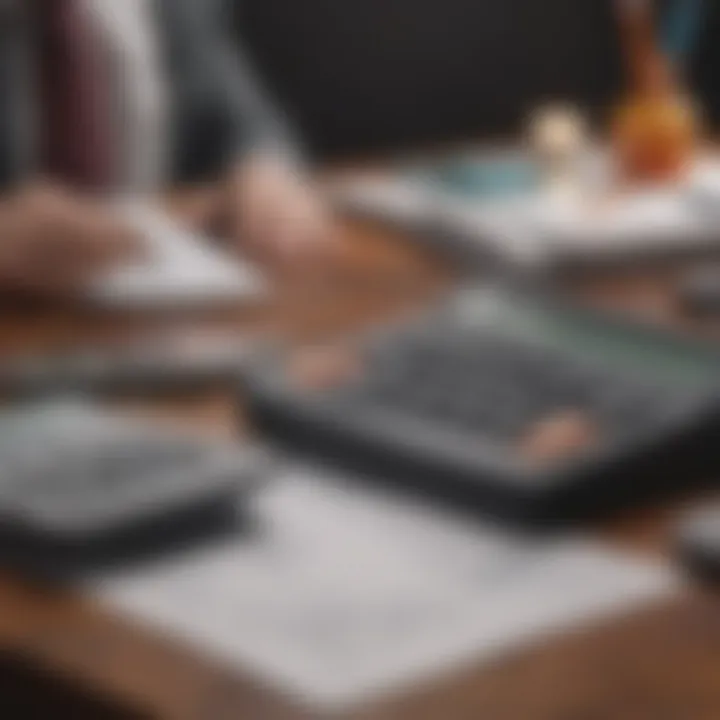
(236, 0), (720, 156)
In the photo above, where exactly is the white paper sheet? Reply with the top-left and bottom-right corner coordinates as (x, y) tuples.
(90, 202), (265, 308)
(94, 465), (677, 711)
(331, 158), (720, 266)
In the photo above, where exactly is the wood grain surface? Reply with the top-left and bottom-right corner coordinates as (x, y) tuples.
(0, 196), (718, 720)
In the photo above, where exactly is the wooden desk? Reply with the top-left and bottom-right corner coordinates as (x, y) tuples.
(0, 209), (719, 720)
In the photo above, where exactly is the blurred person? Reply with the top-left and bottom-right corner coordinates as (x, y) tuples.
(0, 0), (330, 294)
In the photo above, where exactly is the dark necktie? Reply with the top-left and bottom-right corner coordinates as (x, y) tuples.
(38, 0), (113, 191)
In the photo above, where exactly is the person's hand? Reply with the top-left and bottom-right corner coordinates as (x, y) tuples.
(226, 154), (334, 266)
(0, 183), (140, 295)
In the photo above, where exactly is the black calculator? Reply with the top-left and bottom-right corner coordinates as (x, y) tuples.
(0, 400), (261, 579)
(240, 285), (720, 527)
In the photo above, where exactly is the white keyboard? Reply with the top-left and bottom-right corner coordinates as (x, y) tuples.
(89, 203), (266, 309)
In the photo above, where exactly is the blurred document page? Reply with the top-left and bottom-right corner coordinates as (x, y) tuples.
(96, 466), (676, 711)
(332, 174), (715, 264)
(331, 175), (434, 225)
(89, 201), (265, 308)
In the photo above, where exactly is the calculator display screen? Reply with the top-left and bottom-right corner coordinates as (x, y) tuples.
(456, 289), (720, 386)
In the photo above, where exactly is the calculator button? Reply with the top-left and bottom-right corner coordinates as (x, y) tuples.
(519, 410), (598, 466)
(289, 346), (362, 391)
